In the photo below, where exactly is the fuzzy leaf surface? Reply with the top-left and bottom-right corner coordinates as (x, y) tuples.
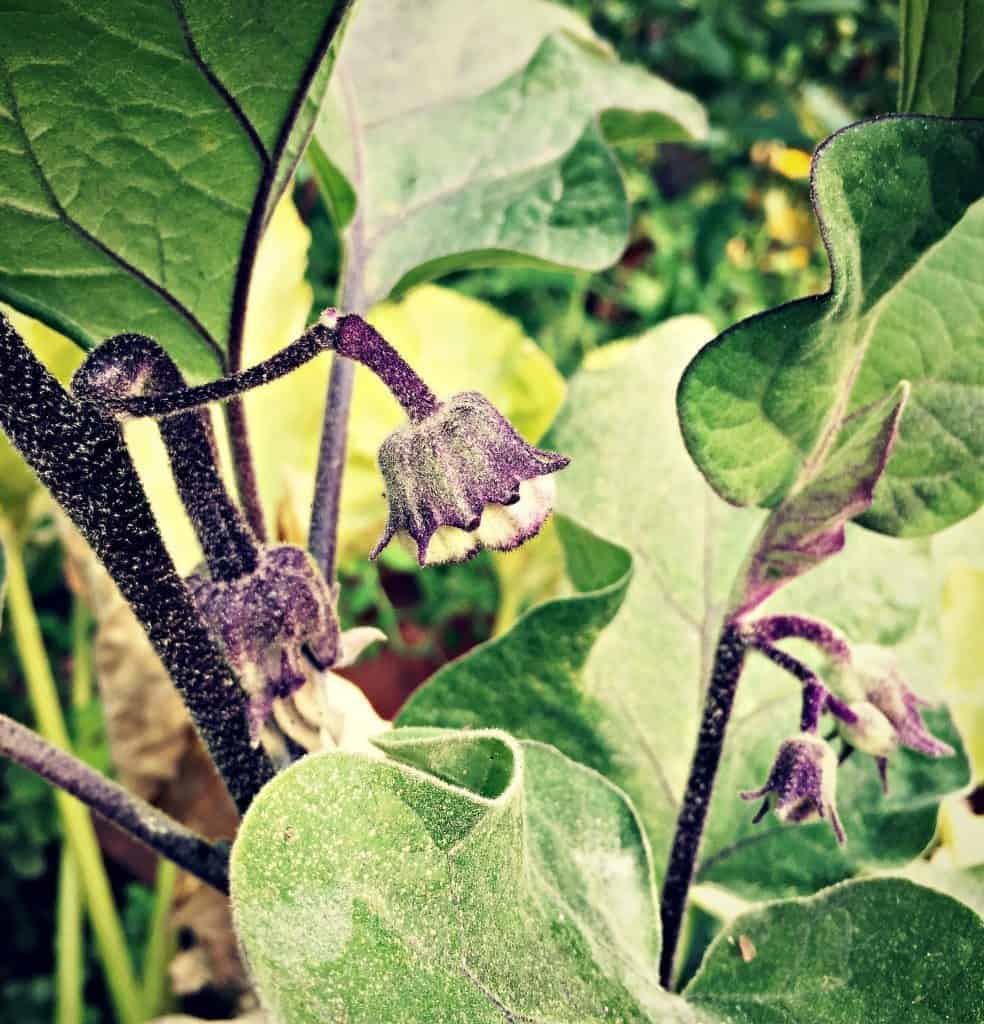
(686, 878), (984, 1023)
(900, 0), (984, 116)
(678, 116), (984, 537)
(314, 0), (706, 309)
(231, 728), (696, 1024)
(0, 0), (352, 376)
(402, 320), (971, 901)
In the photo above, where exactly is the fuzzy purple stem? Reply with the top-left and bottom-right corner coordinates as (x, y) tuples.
(659, 623), (748, 987)
(309, 354), (354, 581)
(308, 313), (439, 578)
(0, 713), (229, 892)
(96, 320), (335, 419)
(0, 313), (273, 812)
(332, 316), (439, 421)
(73, 335), (259, 583)
(225, 398), (267, 542)
(800, 681), (826, 733)
(749, 639), (859, 729)
(748, 614), (851, 661)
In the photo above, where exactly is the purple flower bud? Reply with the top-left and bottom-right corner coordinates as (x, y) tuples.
(741, 733), (845, 845)
(843, 646), (955, 759)
(187, 546), (340, 740)
(371, 391), (569, 565)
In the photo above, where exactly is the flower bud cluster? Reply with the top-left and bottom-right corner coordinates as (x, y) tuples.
(742, 624), (954, 845)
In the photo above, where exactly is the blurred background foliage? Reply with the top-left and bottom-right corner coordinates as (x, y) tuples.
(0, 0), (923, 1020)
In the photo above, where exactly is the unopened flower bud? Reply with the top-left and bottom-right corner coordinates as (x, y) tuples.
(371, 391), (569, 565)
(836, 701), (899, 758)
(741, 733), (845, 845)
(843, 646), (954, 759)
(187, 545), (339, 740)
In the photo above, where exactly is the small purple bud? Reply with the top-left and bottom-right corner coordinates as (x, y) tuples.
(187, 545), (340, 740)
(371, 391), (569, 565)
(841, 646), (955, 759)
(741, 733), (845, 845)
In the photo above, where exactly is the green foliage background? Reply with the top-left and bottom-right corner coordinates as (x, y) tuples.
(0, 1), (948, 1020)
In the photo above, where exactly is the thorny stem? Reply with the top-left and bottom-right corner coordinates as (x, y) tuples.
(73, 334), (259, 582)
(0, 713), (230, 892)
(659, 622), (747, 988)
(0, 313), (273, 812)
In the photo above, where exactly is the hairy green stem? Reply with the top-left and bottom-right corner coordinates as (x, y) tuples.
(141, 860), (179, 1018)
(55, 848), (84, 1024)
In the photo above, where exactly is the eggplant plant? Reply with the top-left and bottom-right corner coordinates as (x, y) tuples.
(0, 2), (982, 1022)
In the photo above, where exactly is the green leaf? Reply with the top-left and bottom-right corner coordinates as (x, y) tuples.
(401, 320), (971, 901)
(734, 382), (909, 614)
(247, 284), (567, 564)
(0, 0), (353, 377)
(231, 728), (696, 1024)
(677, 116), (984, 537)
(313, 0), (707, 310)
(686, 878), (984, 1023)
(400, 518), (633, 780)
(899, 0), (984, 116)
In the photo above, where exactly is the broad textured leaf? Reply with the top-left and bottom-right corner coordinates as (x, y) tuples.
(402, 320), (971, 901)
(0, 0), (352, 376)
(231, 728), (696, 1024)
(678, 116), (984, 537)
(0, 196), (314, 570)
(248, 285), (566, 564)
(314, 0), (707, 309)
(686, 878), (984, 1023)
(401, 519), (633, 779)
(899, 0), (984, 116)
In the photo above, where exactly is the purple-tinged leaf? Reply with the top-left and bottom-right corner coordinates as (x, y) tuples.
(735, 382), (909, 616)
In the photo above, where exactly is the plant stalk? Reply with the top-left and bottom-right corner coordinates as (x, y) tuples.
(2, 527), (144, 1024)
(0, 314), (273, 812)
(141, 859), (179, 1018)
(658, 621), (747, 988)
(309, 355), (355, 581)
(55, 848), (84, 1024)
(225, 396), (268, 542)
(0, 711), (230, 893)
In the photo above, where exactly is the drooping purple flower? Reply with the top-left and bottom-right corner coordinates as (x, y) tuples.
(741, 733), (845, 845)
(371, 391), (569, 565)
(842, 646), (954, 759)
(187, 545), (339, 740)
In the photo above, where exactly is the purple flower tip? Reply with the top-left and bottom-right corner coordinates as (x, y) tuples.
(371, 391), (569, 566)
(187, 545), (340, 740)
(741, 733), (845, 845)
